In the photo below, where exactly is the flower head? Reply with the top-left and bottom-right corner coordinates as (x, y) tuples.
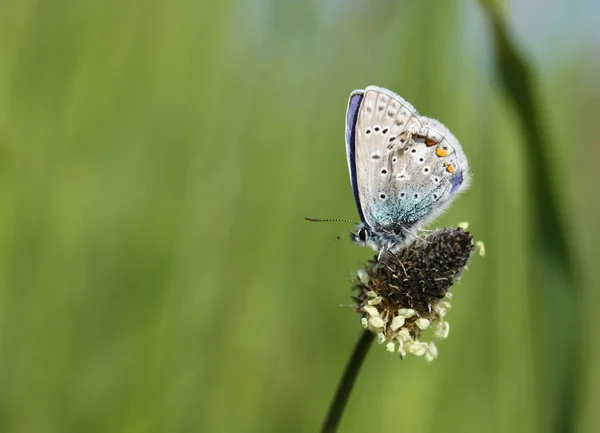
(353, 227), (475, 362)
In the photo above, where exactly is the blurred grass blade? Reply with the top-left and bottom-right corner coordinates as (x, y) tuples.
(478, 2), (579, 433)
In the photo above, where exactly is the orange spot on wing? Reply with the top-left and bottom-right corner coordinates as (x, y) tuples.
(436, 148), (448, 157)
(446, 164), (455, 173)
(426, 137), (438, 146)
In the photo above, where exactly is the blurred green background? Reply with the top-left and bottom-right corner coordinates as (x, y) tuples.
(1, 0), (599, 432)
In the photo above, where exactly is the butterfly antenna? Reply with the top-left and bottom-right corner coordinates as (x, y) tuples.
(305, 217), (358, 242)
(304, 217), (359, 225)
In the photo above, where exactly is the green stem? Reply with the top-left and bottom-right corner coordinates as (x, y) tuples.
(321, 329), (375, 433)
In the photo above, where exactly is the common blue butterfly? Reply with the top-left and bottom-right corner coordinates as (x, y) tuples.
(345, 86), (470, 253)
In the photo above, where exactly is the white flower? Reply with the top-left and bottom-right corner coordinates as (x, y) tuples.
(406, 341), (428, 356)
(457, 221), (469, 230)
(397, 340), (406, 358)
(434, 321), (450, 339)
(397, 328), (412, 343)
(433, 301), (451, 318)
(361, 317), (368, 329)
(390, 316), (405, 331)
(357, 268), (370, 284)
(368, 316), (385, 330)
(415, 318), (431, 330)
(367, 296), (383, 306)
(425, 342), (438, 362)
(476, 241), (486, 257)
(438, 301), (452, 310)
(397, 308), (416, 318)
(363, 305), (380, 317)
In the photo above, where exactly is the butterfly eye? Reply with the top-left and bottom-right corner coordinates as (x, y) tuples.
(358, 227), (367, 242)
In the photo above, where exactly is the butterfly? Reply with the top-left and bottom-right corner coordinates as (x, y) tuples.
(345, 86), (470, 254)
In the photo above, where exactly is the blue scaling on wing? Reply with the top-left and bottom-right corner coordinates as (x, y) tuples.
(449, 172), (463, 195)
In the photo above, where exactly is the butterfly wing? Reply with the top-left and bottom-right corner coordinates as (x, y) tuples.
(352, 86), (470, 232)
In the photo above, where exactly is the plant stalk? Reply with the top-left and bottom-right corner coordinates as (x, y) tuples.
(321, 329), (375, 433)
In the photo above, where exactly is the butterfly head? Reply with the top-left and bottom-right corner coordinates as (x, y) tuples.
(350, 222), (409, 253)
(349, 223), (368, 247)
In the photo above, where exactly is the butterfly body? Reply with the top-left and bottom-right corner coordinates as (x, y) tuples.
(345, 86), (470, 253)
